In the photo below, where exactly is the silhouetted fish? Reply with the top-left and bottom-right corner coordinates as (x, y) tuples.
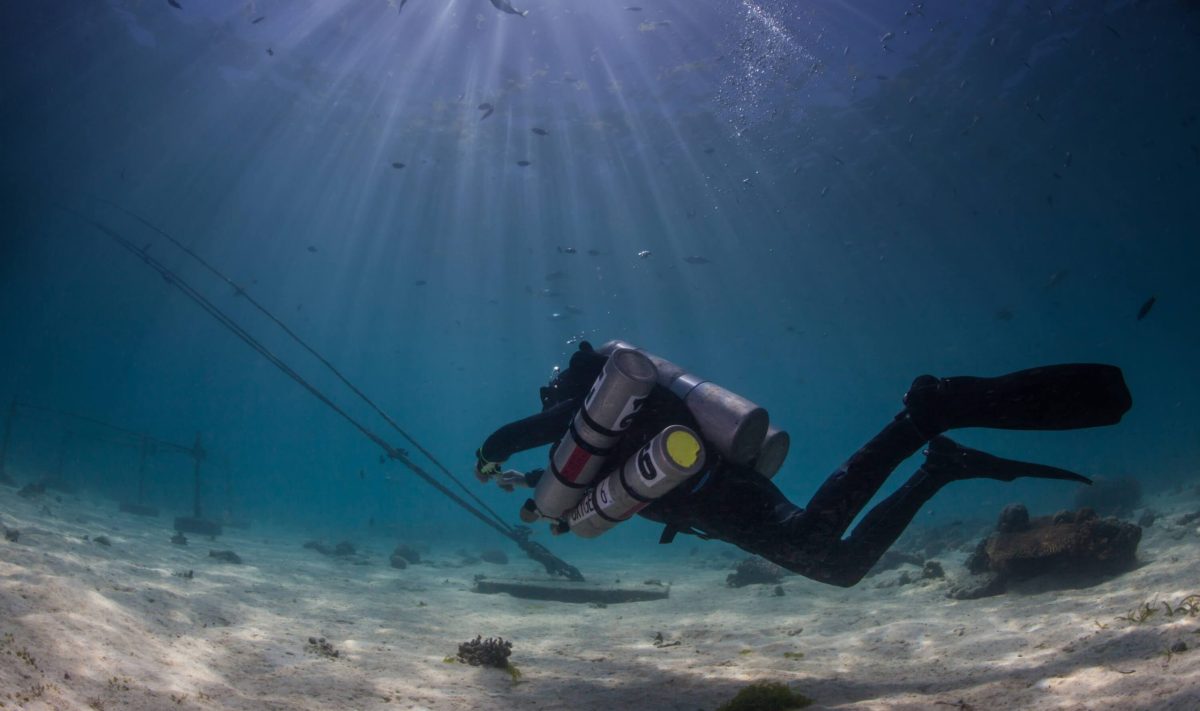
(266, 48), (274, 56)
(167, 0), (181, 9)
(307, 245), (317, 253)
(684, 255), (711, 265)
(478, 103), (494, 120)
(251, 16), (265, 23)
(702, 147), (715, 154)
(415, 279), (427, 286)
(994, 308), (1014, 322)
(587, 249), (602, 256)
(626, 6), (643, 10)
(489, 0), (528, 17)
(557, 246), (576, 254)
(531, 127), (548, 136)
(1136, 296), (1156, 321)
(517, 160), (531, 167)
(1045, 269), (1068, 290)
(392, 161), (405, 169)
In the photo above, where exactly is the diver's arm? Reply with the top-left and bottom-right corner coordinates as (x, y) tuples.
(478, 398), (580, 463)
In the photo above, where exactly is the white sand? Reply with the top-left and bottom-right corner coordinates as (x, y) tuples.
(3, 474), (1199, 711)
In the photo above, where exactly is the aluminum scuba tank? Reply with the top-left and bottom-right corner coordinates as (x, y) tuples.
(520, 347), (657, 523)
(754, 425), (790, 479)
(596, 340), (769, 465)
(563, 425), (706, 538)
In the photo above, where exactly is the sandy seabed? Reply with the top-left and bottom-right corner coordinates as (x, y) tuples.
(2, 473), (1199, 711)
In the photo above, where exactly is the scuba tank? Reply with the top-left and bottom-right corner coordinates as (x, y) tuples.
(563, 425), (706, 538)
(520, 347), (657, 523)
(754, 425), (791, 479)
(597, 340), (772, 466)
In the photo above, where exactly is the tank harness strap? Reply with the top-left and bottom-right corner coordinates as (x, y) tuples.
(658, 523), (711, 544)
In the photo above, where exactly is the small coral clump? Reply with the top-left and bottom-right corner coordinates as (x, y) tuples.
(456, 636), (513, 668)
(716, 681), (812, 711)
(727, 558), (787, 588)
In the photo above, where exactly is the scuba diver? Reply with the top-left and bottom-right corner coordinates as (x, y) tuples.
(473, 340), (1132, 588)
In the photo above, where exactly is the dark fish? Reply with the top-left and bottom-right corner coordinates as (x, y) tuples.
(1136, 296), (1156, 321)
(488, 0), (529, 16)
(684, 255), (711, 265)
(478, 103), (494, 120)
(702, 147), (715, 154)
(415, 279), (427, 286)
(531, 127), (548, 136)
(266, 48), (274, 56)
(391, 161), (405, 169)
(994, 308), (1014, 322)
(1103, 24), (1121, 39)
(625, 6), (642, 10)
(167, 0), (181, 9)
(557, 246), (576, 254)
(586, 249), (602, 256)
(517, 160), (531, 166)
(368, 517), (375, 527)
(251, 16), (265, 24)
(307, 245), (317, 253)
(359, 469), (365, 479)
(398, 0), (409, 13)
(378, 454), (387, 464)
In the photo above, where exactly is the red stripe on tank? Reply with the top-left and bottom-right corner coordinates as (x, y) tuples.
(559, 446), (593, 482)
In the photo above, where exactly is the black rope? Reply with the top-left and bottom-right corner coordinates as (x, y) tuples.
(60, 206), (582, 581)
(84, 195), (513, 536)
(13, 401), (193, 455)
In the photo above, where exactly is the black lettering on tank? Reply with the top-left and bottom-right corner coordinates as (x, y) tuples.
(618, 394), (648, 430)
(637, 447), (658, 481)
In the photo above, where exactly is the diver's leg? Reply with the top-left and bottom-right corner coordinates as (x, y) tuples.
(798, 414), (929, 540)
(804, 437), (1096, 587)
(903, 363), (1132, 439)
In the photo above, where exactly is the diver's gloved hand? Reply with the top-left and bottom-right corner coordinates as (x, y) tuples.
(497, 470), (531, 492)
(474, 449), (504, 483)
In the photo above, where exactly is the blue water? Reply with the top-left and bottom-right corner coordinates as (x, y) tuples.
(1, 0), (1197, 562)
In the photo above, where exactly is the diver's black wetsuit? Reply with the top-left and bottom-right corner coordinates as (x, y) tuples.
(479, 342), (1132, 588)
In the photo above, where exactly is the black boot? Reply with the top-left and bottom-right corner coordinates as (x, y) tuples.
(903, 363), (1132, 438)
(922, 436), (1093, 485)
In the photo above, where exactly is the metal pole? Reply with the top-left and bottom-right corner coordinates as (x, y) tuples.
(191, 433), (205, 519)
(137, 436), (149, 503)
(0, 399), (15, 481)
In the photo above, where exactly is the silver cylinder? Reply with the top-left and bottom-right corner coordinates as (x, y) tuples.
(531, 348), (657, 521)
(566, 425), (705, 538)
(754, 426), (790, 479)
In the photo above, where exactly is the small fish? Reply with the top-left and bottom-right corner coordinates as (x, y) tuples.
(586, 249), (602, 256)
(167, 0), (181, 9)
(398, 0), (409, 13)
(266, 48), (274, 56)
(488, 0), (528, 17)
(557, 246), (576, 254)
(307, 245), (317, 253)
(368, 517), (375, 527)
(531, 127), (548, 136)
(994, 308), (1014, 322)
(478, 103), (494, 120)
(1136, 296), (1156, 321)
(684, 255), (711, 265)
(1104, 24), (1121, 39)
(637, 250), (652, 259)
(1045, 269), (1068, 290)
(359, 469), (365, 480)
(251, 16), (265, 23)
(378, 454), (387, 464)
(415, 279), (427, 286)
(625, 6), (642, 11)
(517, 160), (531, 167)
(391, 161), (405, 169)
(702, 147), (715, 155)
(880, 31), (894, 43)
